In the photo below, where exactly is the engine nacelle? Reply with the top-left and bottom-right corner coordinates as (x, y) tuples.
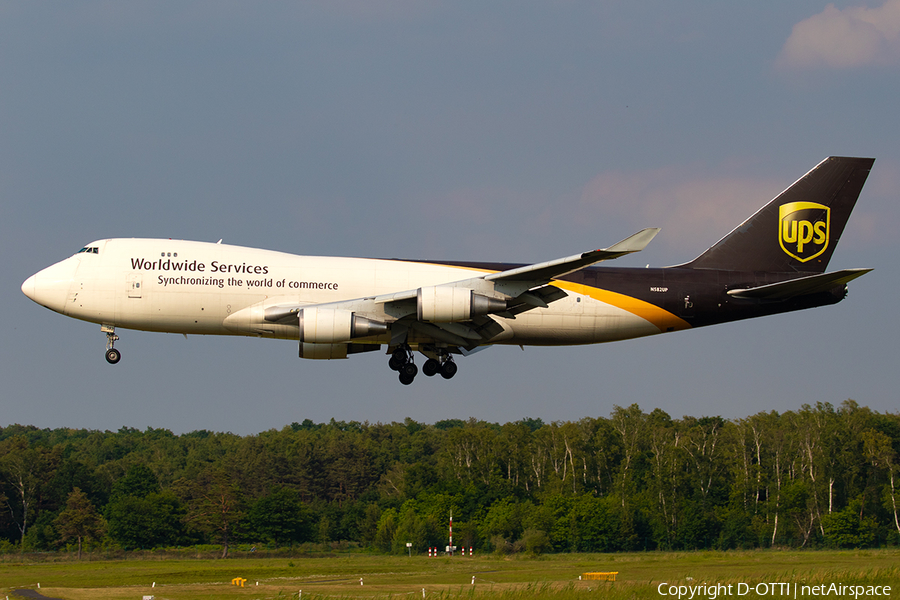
(298, 307), (387, 343)
(299, 342), (349, 360)
(299, 342), (382, 360)
(416, 286), (506, 322)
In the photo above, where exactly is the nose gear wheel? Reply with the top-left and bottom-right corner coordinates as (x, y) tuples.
(103, 326), (121, 364)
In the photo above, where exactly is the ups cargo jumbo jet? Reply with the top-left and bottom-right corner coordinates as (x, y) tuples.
(22, 157), (873, 385)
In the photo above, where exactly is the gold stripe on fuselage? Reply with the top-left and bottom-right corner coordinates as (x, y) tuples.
(416, 261), (691, 334)
(551, 281), (691, 333)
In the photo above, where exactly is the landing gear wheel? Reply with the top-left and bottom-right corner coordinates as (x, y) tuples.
(390, 345), (417, 384)
(422, 358), (440, 377)
(440, 358), (458, 380)
(105, 348), (121, 364)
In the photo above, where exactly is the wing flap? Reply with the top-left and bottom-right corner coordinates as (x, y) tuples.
(504, 285), (569, 317)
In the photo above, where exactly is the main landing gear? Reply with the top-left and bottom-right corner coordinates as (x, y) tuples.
(102, 325), (121, 364)
(389, 345), (457, 385)
(423, 355), (457, 380)
(389, 346), (417, 385)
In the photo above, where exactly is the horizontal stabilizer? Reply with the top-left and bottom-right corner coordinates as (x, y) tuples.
(727, 268), (872, 300)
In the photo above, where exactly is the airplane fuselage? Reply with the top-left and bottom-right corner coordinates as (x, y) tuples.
(23, 237), (845, 349)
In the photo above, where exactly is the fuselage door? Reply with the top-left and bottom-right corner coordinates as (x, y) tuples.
(127, 273), (142, 298)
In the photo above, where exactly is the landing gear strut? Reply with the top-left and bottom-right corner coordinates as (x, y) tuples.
(102, 325), (121, 364)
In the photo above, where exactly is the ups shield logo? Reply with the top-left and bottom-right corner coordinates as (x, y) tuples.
(779, 201), (830, 262)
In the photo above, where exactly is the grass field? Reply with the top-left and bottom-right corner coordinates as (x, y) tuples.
(1, 549), (898, 600)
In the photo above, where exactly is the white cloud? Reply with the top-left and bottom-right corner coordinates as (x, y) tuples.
(778, 0), (900, 69)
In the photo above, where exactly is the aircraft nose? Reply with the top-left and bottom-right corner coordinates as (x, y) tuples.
(22, 258), (78, 314)
(21, 274), (36, 301)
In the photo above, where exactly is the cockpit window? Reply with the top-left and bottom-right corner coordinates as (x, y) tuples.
(77, 247), (99, 254)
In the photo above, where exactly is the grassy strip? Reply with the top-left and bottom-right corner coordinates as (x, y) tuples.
(1, 549), (897, 600)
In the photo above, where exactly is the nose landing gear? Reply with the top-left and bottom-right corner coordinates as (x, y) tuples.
(102, 325), (121, 364)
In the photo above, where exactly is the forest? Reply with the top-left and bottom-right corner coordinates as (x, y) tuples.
(1, 400), (898, 557)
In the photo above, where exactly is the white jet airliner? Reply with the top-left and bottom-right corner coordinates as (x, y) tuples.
(22, 157), (873, 384)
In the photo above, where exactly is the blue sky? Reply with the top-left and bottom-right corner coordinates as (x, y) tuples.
(3, 1), (898, 434)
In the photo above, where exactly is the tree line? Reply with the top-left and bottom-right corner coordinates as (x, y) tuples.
(1, 400), (898, 557)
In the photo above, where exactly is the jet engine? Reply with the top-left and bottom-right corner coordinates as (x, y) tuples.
(298, 307), (387, 343)
(416, 286), (506, 322)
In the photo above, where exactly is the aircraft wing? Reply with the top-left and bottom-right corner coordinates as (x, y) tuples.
(726, 268), (872, 300)
(257, 228), (661, 352)
(371, 228), (659, 306)
(484, 228), (660, 293)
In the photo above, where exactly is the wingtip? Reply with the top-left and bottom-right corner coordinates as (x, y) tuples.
(604, 227), (661, 253)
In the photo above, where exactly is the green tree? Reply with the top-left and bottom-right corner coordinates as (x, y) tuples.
(609, 404), (647, 547)
(105, 491), (185, 549)
(610, 404), (646, 503)
(822, 498), (878, 548)
(374, 508), (397, 552)
(645, 409), (680, 548)
(392, 502), (429, 554)
(54, 487), (105, 559)
(358, 503), (381, 547)
(0, 436), (56, 551)
(862, 428), (900, 536)
(567, 494), (622, 552)
(46, 459), (107, 511)
(479, 497), (525, 544)
(248, 485), (311, 547)
(110, 463), (160, 499)
(520, 528), (551, 555)
(175, 468), (244, 558)
(495, 422), (531, 491)
(718, 506), (753, 550)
